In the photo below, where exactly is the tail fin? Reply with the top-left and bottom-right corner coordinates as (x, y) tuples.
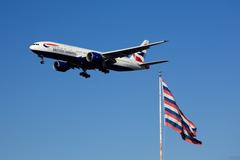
(130, 40), (149, 64)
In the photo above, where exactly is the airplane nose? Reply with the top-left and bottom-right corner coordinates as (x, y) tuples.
(29, 45), (34, 50)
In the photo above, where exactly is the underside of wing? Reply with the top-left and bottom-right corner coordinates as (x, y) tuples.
(102, 40), (168, 59)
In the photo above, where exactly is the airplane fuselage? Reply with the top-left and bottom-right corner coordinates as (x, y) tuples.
(30, 41), (144, 72)
(29, 40), (168, 78)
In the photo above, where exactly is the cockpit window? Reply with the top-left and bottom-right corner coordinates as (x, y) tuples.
(33, 43), (39, 45)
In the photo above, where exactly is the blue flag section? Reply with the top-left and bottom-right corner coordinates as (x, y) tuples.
(160, 77), (202, 145)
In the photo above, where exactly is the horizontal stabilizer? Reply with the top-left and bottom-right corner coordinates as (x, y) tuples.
(140, 60), (168, 66)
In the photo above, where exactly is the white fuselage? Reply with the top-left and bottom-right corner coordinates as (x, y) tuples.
(29, 41), (144, 71)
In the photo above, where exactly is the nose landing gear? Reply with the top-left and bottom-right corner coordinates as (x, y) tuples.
(38, 55), (44, 64)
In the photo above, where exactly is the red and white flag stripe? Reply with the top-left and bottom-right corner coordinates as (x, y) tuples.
(160, 77), (202, 145)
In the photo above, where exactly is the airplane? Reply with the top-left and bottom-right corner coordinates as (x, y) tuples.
(29, 40), (168, 78)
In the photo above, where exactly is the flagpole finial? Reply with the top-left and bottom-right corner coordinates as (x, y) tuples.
(158, 71), (162, 77)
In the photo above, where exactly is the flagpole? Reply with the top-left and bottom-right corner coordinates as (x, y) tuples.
(159, 73), (163, 160)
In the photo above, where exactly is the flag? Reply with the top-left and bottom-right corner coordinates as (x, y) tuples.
(161, 78), (202, 145)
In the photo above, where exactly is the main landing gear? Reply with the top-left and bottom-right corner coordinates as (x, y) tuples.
(99, 68), (110, 74)
(102, 69), (110, 74)
(80, 72), (90, 78)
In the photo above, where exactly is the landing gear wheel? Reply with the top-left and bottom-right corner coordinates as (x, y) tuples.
(99, 69), (110, 74)
(80, 72), (90, 78)
(39, 55), (44, 64)
(103, 70), (110, 74)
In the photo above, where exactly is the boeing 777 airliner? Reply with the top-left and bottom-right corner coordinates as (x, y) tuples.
(29, 40), (168, 78)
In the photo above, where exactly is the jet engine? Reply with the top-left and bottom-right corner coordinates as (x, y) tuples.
(86, 52), (104, 63)
(53, 61), (71, 72)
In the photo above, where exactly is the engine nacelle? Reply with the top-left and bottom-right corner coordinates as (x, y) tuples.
(86, 52), (104, 63)
(53, 61), (71, 72)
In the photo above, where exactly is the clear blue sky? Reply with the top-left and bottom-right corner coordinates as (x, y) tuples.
(1, 0), (240, 160)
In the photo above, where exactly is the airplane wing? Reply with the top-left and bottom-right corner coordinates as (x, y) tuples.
(140, 60), (168, 66)
(102, 40), (168, 59)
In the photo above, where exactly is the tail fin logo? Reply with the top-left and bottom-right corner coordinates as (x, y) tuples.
(130, 40), (149, 63)
(133, 53), (144, 63)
